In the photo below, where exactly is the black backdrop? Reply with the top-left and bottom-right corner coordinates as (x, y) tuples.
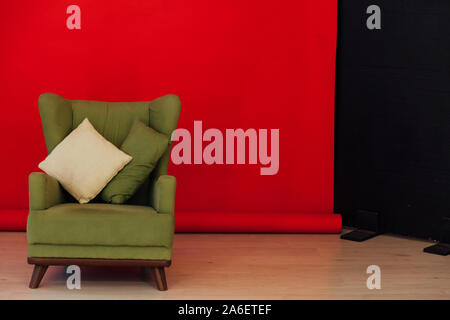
(335, 0), (450, 240)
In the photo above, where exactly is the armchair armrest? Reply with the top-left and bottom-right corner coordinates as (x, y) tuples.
(151, 175), (177, 214)
(29, 172), (65, 210)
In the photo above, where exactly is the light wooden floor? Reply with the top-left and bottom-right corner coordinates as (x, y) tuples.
(0, 231), (448, 300)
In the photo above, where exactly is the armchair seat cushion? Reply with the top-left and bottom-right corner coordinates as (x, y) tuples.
(27, 203), (174, 247)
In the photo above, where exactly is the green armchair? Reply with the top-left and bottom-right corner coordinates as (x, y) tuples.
(27, 93), (181, 290)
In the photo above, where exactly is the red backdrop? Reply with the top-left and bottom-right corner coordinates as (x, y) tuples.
(0, 0), (341, 232)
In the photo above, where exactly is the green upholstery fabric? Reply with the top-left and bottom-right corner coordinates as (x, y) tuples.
(29, 172), (66, 210)
(71, 100), (150, 147)
(38, 93), (73, 153)
(152, 175), (177, 214)
(28, 244), (172, 260)
(29, 93), (181, 260)
(27, 203), (174, 247)
(101, 119), (170, 204)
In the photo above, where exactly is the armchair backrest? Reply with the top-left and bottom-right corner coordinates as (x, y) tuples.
(38, 93), (181, 205)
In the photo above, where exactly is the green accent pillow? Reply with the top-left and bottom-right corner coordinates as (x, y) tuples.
(101, 119), (169, 204)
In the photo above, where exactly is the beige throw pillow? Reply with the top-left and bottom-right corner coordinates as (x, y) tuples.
(38, 118), (132, 204)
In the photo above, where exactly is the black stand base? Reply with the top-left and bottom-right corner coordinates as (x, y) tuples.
(341, 229), (378, 242)
(424, 217), (450, 256)
(424, 243), (450, 256)
(341, 210), (382, 242)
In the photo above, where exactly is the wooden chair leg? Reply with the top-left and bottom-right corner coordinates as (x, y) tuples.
(151, 267), (168, 291)
(29, 265), (48, 289)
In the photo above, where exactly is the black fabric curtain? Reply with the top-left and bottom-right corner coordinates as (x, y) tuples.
(334, 0), (450, 239)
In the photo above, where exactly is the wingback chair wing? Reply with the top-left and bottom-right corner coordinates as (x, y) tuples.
(27, 93), (181, 290)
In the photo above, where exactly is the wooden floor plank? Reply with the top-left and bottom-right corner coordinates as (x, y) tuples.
(0, 231), (448, 299)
